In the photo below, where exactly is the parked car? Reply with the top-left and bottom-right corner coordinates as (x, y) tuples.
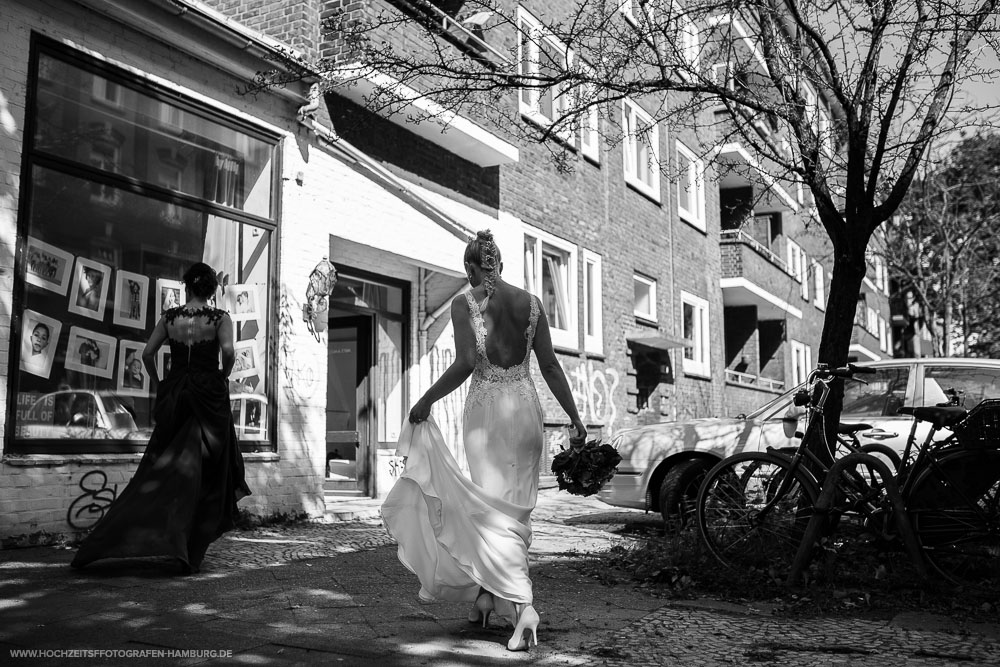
(597, 358), (1000, 525)
(18, 390), (151, 441)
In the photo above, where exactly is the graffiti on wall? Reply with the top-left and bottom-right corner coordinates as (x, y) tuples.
(427, 346), (469, 472)
(66, 470), (118, 529)
(565, 359), (621, 433)
(279, 290), (321, 399)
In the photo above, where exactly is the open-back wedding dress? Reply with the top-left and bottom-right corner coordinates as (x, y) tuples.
(381, 291), (543, 605)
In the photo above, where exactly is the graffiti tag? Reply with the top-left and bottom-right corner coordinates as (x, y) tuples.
(66, 470), (118, 530)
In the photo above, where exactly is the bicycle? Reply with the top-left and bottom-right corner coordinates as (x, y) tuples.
(695, 363), (881, 572)
(696, 363), (1000, 587)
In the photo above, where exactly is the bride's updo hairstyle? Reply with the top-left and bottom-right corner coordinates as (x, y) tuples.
(465, 230), (502, 297)
(183, 262), (219, 300)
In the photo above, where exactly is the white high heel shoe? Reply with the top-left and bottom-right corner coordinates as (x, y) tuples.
(467, 591), (494, 628)
(503, 602), (539, 651)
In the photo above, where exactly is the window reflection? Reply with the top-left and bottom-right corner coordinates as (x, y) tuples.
(33, 53), (273, 217)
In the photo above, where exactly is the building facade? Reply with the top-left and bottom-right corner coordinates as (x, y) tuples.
(0, 0), (891, 542)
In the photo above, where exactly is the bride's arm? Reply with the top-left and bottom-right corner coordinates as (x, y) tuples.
(533, 306), (587, 442)
(408, 297), (476, 422)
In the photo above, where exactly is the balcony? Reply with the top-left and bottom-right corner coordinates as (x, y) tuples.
(720, 229), (802, 320)
(725, 369), (785, 392)
(715, 142), (799, 214)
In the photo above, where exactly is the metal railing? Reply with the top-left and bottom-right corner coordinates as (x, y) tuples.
(725, 369), (785, 392)
(719, 228), (787, 271)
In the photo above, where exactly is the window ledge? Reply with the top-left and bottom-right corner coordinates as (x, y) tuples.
(633, 315), (659, 327)
(3, 453), (144, 467)
(684, 370), (713, 381)
(3, 451), (280, 466)
(625, 179), (662, 204)
(679, 215), (707, 234)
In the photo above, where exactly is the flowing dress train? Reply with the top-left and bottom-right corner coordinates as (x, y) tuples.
(381, 293), (543, 604)
(71, 306), (251, 571)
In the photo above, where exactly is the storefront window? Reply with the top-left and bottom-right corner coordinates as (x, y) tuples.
(11, 40), (277, 453)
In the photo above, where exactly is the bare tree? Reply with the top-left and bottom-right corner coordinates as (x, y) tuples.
(258, 0), (999, 432)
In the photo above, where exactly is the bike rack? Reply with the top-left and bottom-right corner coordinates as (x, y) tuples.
(786, 452), (928, 586)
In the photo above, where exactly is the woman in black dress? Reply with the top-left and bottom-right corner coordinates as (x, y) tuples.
(71, 262), (251, 574)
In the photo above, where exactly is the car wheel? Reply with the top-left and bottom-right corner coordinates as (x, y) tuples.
(658, 459), (713, 531)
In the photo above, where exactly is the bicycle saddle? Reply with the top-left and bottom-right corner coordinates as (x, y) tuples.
(838, 422), (874, 435)
(897, 405), (967, 429)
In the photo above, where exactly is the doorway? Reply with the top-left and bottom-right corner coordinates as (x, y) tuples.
(326, 315), (373, 496)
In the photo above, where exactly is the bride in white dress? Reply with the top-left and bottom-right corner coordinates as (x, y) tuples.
(381, 230), (587, 651)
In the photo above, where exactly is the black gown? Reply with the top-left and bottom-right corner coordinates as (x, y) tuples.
(71, 306), (251, 572)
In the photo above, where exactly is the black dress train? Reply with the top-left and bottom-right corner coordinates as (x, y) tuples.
(71, 306), (251, 572)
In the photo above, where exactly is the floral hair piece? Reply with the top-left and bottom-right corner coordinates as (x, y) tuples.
(475, 230), (500, 297)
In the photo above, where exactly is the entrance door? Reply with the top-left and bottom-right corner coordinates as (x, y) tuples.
(326, 315), (374, 495)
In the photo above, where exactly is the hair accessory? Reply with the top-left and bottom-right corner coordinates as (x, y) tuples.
(478, 230), (499, 297)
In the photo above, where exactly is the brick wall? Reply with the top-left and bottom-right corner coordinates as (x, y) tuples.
(205, 0), (323, 60)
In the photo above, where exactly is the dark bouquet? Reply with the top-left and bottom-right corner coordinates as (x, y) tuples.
(550, 439), (622, 497)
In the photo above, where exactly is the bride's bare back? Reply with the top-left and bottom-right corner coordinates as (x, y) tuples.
(472, 283), (535, 370)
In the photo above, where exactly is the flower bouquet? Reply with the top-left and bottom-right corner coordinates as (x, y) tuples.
(550, 438), (622, 497)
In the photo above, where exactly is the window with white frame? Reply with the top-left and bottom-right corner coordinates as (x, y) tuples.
(681, 291), (710, 377)
(866, 305), (878, 333)
(802, 84), (817, 135)
(619, 1), (699, 72)
(583, 250), (604, 354)
(871, 254), (888, 293)
(676, 140), (705, 230)
(524, 228), (578, 349)
(791, 340), (812, 386)
(633, 273), (657, 322)
(817, 103), (833, 158)
(622, 99), (660, 200)
(812, 260), (825, 310)
(676, 5), (700, 71)
(786, 240), (807, 298)
(517, 8), (599, 159)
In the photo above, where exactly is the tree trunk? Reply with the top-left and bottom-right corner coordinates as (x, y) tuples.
(811, 246), (868, 469)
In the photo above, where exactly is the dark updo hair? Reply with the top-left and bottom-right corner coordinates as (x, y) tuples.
(464, 230), (502, 272)
(183, 262), (219, 299)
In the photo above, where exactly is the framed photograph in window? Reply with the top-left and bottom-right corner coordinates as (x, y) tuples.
(112, 271), (149, 329)
(116, 339), (150, 397)
(25, 237), (73, 296)
(156, 347), (172, 381)
(68, 258), (112, 321)
(225, 283), (259, 322)
(230, 340), (258, 380)
(155, 278), (185, 324)
(20, 309), (62, 379)
(65, 326), (116, 379)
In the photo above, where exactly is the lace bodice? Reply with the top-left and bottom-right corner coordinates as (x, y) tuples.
(465, 292), (540, 413)
(164, 306), (226, 374)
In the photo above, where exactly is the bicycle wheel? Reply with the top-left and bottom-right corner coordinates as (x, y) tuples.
(909, 448), (1000, 587)
(697, 452), (819, 572)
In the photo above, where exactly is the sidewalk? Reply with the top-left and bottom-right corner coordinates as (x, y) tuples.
(1, 489), (998, 666)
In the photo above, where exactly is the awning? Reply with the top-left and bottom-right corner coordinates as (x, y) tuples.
(626, 335), (689, 351)
(627, 335), (685, 387)
(303, 118), (473, 277)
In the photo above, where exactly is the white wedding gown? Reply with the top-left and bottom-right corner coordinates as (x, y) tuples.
(381, 292), (543, 604)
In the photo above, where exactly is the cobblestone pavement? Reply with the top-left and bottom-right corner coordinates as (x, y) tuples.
(2, 488), (999, 666)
